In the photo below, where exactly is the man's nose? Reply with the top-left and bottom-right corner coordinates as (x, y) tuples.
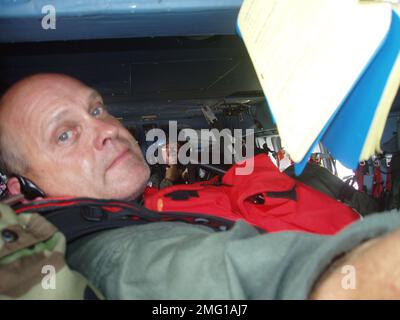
(92, 119), (119, 150)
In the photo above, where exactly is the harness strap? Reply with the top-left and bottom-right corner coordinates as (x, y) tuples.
(385, 161), (392, 193)
(355, 162), (366, 192)
(14, 198), (245, 243)
(372, 161), (383, 199)
(338, 183), (356, 203)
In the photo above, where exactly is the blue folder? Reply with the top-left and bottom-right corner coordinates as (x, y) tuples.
(294, 9), (400, 175)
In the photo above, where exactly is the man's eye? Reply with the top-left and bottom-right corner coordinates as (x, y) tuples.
(58, 130), (73, 142)
(91, 106), (104, 117)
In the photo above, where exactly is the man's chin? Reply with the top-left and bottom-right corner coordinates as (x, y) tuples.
(105, 169), (150, 200)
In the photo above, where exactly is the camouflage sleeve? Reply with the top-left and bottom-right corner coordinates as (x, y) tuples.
(0, 204), (103, 300)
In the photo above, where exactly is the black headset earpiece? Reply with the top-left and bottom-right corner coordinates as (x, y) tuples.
(16, 176), (46, 200)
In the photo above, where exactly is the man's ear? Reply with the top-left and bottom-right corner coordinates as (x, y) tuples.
(6, 177), (44, 203)
(6, 177), (21, 195)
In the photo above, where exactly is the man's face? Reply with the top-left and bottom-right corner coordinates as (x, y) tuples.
(1, 75), (150, 199)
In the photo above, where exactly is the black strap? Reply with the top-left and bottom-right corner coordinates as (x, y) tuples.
(164, 190), (200, 201)
(338, 184), (356, 203)
(266, 187), (297, 201)
(83, 286), (100, 300)
(14, 198), (248, 243)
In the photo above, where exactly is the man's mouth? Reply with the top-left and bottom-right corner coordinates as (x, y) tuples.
(107, 149), (131, 171)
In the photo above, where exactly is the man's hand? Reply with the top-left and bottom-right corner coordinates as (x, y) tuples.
(161, 141), (189, 185)
(310, 228), (400, 299)
(161, 143), (179, 165)
(165, 164), (183, 183)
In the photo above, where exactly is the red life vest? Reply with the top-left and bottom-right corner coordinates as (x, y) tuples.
(144, 154), (360, 235)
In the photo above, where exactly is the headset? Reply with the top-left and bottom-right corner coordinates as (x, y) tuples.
(15, 175), (46, 200)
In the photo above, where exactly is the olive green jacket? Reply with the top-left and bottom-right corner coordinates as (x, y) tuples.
(67, 211), (400, 299)
(2, 200), (400, 300)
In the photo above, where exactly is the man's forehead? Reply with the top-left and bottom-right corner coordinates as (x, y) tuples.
(39, 88), (102, 125)
(2, 84), (102, 138)
(86, 90), (103, 102)
(31, 83), (101, 108)
(44, 90), (100, 122)
(2, 75), (98, 112)
(0, 76), (100, 151)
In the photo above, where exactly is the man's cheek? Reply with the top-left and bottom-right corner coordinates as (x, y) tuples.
(129, 142), (144, 161)
(80, 157), (96, 173)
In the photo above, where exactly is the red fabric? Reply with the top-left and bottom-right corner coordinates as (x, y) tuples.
(372, 165), (383, 199)
(144, 154), (360, 235)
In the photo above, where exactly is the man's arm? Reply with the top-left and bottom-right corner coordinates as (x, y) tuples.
(67, 212), (400, 299)
(310, 227), (400, 299)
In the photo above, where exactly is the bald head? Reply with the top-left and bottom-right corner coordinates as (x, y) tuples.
(0, 73), (88, 119)
(0, 74), (85, 176)
(0, 73), (150, 199)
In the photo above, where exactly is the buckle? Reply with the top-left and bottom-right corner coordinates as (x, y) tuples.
(80, 206), (107, 222)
